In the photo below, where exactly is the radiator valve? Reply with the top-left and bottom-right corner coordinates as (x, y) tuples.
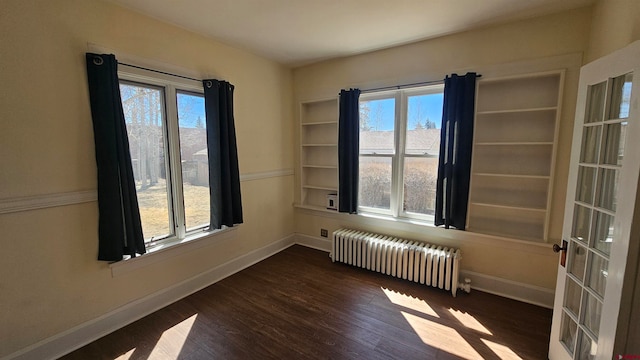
(458, 278), (471, 293)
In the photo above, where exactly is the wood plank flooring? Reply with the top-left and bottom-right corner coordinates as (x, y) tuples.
(61, 245), (552, 359)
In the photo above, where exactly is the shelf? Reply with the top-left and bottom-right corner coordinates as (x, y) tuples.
(302, 121), (337, 126)
(302, 146), (337, 167)
(295, 204), (339, 213)
(476, 106), (557, 115)
(470, 202), (546, 213)
(473, 173), (551, 179)
(302, 143), (338, 147)
(467, 205), (546, 242)
(475, 110), (556, 143)
(303, 185), (337, 191)
(476, 73), (561, 112)
(475, 142), (553, 146)
(468, 70), (563, 242)
(472, 144), (553, 177)
(300, 98), (339, 209)
(302, 165), (338, 169)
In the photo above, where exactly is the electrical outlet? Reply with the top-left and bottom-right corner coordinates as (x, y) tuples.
(320, 229), (328, 238)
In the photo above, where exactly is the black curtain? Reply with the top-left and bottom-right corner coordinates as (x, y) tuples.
(338, 89), (361, 213)
(435, 73), (477, 230)
(203, 79), (243, 229)
(85, 53), (145, 261)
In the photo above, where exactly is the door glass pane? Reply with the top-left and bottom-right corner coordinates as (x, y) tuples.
(580, 126), (601, 163)
(359, 156), (392, 210)
(120, 82), (171, 241)
(576, 166), (596, 204)
(596, 169), (619, 212)
(560, 312), (578, 355)
(402, 157), (437, 215)
(564, 277), (582, 317)
(587, 252), (608, 297)
(359, 98), (396, 154)
(569, 241), (587, 281)
(582, 291), (603, 337)
(577, 330), (598, 360)
(572, 205), (591, 243)
(609, 73), (633, 119)
(602, 122), (627, 165)
(177, 91), (210, 230)
(585, 81), (606, 123)
(592, 211), (614, 255)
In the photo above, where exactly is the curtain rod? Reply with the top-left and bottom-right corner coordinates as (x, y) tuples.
(360, 74), (482, 93)
(119, 62), (202, 82)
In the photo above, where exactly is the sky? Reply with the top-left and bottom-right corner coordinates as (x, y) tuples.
(361, 93), (444, 131)
(177, 92), (206, 128)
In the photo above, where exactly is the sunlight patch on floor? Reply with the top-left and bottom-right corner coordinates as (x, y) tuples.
(381, 287), (439, 318)
(448, 308), (492, 335)
(481, 338), (524, 360)
(116, 348), (136, 359)
(401, 311), (482, 359)
(149, 314), (198, 357)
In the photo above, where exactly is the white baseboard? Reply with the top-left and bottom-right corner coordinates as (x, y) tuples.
(459, 270), (555, 309)
(5, 235), (296, 360)
(293, 233), (555, 309)
(294, 233), (331, 252)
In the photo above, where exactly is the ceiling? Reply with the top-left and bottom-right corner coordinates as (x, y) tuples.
(107, 0), (594, 67)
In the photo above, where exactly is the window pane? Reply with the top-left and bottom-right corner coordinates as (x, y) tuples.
(177, 92), (210, 230)
(596, 168), (618, 212)
(592, 211), (613, 255)
(572, 205), (591, 244)
(578, 330), (597, 360)
(560, 312), (578, 354)
(568, 241), (587, 281)
(587, 252), (608, 297)
(405, 93), (442, 155)
(585, 81), (606, 124)
(359, 98), (395, 154)
(120, 83), (171, 241)
(601, 122), (627, 166)
(403, 157), (438, 215)
(580, 126), (601, 164)
(582, 291), (603, 337)
(575, 166), (596, 204)
(359, 156), (392, 210)
(563, 277), (582, 318)
(608, 73), (632, 120)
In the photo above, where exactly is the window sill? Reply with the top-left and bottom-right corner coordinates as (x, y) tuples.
(356, 211), (436, 228)
(109, 226), (238, 277)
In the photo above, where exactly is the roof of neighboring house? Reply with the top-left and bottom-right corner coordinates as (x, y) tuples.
(360, 128), (440, 156)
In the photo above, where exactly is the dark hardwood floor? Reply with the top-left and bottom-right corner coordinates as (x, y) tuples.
(61, 245), (552, 359)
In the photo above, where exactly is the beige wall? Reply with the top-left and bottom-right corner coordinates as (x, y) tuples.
(292, 8), (593, 292)
(587, 0), (640, 62)
(0, 0), (294, 357)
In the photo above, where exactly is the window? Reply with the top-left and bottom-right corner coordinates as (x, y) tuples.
(358, 85), (444, 221)
(119, 67), (209, 246)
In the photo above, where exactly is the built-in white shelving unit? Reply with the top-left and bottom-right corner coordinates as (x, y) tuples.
(467, 71), (564, 242)
(299, 98), (339, 210)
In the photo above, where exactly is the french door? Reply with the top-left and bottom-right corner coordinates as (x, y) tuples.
(549, 41), (640, 359)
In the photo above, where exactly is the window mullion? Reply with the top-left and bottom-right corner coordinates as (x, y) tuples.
(165, 85), (186, 239)
(391, 91), (406, 218)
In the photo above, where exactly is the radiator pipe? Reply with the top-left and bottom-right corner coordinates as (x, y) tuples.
(458, 278), (472, 294)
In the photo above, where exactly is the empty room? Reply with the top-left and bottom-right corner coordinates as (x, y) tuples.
(1, 0), (640, 359)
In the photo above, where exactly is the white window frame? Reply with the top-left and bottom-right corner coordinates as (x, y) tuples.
(118, 65), (209, 249)
(358, 84), (444, 223)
